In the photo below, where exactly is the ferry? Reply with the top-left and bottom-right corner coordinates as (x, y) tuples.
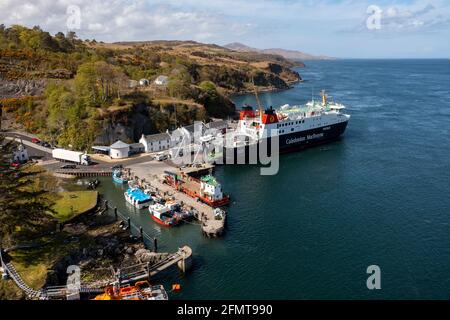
(149, 203), (179, 227)
(124, 187), (152, 209)
(93, 281), (168, 300)
(112, 169), (128, 184)
(222, 90), (350, 159)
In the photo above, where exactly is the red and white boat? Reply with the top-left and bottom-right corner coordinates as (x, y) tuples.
(148, 203), (179, 227)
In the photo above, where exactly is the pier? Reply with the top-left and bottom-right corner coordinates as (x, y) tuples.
(1, 244), (192, 300)
(135, 175), (226, 237)
(117, 246), (193, 284)
(54, 169), (113, 177)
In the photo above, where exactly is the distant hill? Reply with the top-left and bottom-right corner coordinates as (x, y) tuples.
(225, 42), (335, 61)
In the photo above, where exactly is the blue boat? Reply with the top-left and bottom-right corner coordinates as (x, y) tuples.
(124, 187), (152, 209)
(113, 169), (128, 184)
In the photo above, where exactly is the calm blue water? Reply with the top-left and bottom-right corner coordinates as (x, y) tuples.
(98, 60), (450, 299)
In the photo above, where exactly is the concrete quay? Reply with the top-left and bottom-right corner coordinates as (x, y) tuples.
(127, 160), (226, 237)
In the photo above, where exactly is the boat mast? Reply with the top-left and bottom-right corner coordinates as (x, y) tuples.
(321, 89), (328, 106)
(251, 76), (264, 120)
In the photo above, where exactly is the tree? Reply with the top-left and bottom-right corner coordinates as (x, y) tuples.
(167, 78), (192, 99)
(197, 81), (236, 118)
(0, 136), (55, 247)
(75, 61), (127, 107)
(55, 31), (74, 52)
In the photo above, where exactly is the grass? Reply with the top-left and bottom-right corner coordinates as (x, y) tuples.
(50, 191), (98, 222)
(5, 234), (90, 294)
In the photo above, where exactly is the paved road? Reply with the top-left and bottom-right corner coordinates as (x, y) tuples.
(2, 130), (179, 171)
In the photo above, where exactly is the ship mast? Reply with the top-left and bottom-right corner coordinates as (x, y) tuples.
(321, 89), (328, 106)
(251, 76), (264, 120)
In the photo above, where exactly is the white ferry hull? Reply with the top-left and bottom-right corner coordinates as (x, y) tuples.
(223, 120), (349, 162)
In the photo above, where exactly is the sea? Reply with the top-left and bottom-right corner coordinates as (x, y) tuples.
(96, 59), (450, 299)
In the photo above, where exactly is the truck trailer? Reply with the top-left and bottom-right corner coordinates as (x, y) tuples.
(52, 149), (91, 166)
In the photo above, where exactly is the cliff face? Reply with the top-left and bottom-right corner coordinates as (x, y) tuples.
(93, 99), (211, 145)
(0, 79), (47, 99)
(94, 104), (153, 145)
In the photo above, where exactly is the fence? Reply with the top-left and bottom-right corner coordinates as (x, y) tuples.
(102, 200), (158, 252)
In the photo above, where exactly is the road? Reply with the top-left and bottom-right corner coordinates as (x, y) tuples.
(2, 130), (177, 171)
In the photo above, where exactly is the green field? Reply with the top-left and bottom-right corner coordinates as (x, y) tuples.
(50, 191), (98, 222)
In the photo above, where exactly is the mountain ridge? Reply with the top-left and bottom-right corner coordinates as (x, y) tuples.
(224, 42), (335, 61)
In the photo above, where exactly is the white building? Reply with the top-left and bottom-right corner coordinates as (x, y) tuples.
(154, 75), (169, 86)
(129, 80), (139, 88)
(139, 133), (171, 153)
(109, 140), (130, 159)
(12, 144), (29, 163)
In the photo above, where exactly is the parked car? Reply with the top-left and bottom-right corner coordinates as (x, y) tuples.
(60, 164), (77, 169)
(10, 162), (21, 168)
(31, 138), (40, 144)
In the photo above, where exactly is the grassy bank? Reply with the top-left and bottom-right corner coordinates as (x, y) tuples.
(50, 191), (98, 222)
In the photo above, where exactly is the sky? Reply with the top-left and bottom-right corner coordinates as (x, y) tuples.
(1, 0), (450, 58)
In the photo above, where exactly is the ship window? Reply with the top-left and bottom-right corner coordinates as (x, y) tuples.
(291, 128), (294, 132)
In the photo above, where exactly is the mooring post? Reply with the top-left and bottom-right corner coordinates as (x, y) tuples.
(127, 217), (131, 230)
(153, 238), (158, 253)
(104, 200), (108, 210)
(139, 226), (144, 243)
(114, 207), (118, 221)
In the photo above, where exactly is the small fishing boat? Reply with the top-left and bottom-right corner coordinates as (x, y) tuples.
(149, 203), (179, 227)
(93, 281), (168, 300)
(125, 187), (152, 209)
(113, 169), (128, 184)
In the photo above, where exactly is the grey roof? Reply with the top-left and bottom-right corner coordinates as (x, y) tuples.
(110, 140), (130, 149)
(184, 122), (206, 134)
(130, 143), (145, 149)
(155, 75), (169, 82)
(143, 132), (171, 143)
(92, 146), (111, 152)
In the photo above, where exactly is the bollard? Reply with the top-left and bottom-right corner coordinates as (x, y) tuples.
(104, 200), (108, 210)
(153, 238), (158, 253)
(127, 217), (131, 230)
(114, 207), (118, 221)
(139, 226), (144, 242)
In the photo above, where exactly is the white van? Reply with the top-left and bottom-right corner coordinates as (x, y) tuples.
(156, 153), (168, 161)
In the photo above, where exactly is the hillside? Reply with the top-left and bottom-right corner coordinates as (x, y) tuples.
(225, 42), (335, 61)
(0, 25), (303, 149)
(105, 40), (303, 92)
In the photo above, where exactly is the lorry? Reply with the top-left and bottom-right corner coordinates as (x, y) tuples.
(52, 149), (91, 166)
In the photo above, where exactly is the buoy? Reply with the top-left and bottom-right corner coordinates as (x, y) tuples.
(172, 284), (182, 292)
